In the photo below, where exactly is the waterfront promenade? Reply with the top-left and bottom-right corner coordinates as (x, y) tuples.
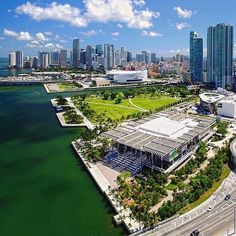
(72, 141), (142, 234)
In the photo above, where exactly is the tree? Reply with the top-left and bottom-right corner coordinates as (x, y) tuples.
(56, 96), (67, 105)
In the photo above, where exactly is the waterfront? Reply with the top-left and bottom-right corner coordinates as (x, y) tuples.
(0, 85), (126, 236)
(0, 58), (32, 77)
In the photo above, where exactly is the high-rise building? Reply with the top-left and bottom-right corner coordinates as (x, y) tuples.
(104, 44), (114, 70)
(115, 50), (121, 66)
(96, 44), (103, 56)
(127, 51), (132, 63)
(190, 31), (203, 83)
(86, 45), (93, 69)
(42, 54), (49, 68)
(50, 51), (59, 66)
(151, 53), (157, 63)
(59, 49), (67, 68)
(39, 51), (49, 68)
(207, 23), (233, 88)
(8, 52), (16, 68)
(15, 51), (24, 69)
(72, 38), (80, 68)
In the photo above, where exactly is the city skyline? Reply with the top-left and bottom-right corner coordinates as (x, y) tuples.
(1, 1), (236, 57)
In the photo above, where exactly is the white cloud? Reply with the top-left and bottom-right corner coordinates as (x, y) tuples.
(175, 22), (191, 30)
(3, 29), (51, 42)
(133, 0), (145, 7)
(141, 30), (163, 37)
(117, 23), (123, 28)
(36, 32), (48, 41)
(0, 37), (5, 40)
(16, 0), (160, 29)
(7, 9), (12, 13)
(174, 6), (193, 19)
(3, 28), (33, 40)
(111, 31), (120, 37)
(16, 2), (87, 28)
(82, 30), (98, 37)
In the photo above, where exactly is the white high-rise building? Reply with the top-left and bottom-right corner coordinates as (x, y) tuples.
(115, 50), (121, 66)
(15, 51), (23, 69)
(42, 54), (49, 68)
(8, 52), (16, 68)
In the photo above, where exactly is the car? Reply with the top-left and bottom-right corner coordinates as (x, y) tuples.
(190, 229), (200, 236)
(225, 194), (231, 201)
(207, 206), (213, 212)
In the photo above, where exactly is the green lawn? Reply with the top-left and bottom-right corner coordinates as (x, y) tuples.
(131, 96), (178, 111)
(58, 83), (77, 90)
(84, 95), (178, 121)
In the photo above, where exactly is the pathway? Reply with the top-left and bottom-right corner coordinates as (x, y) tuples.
(66, 97), (95, 130)
(128, 98), (148, 112)
(87, 101), (141, 111)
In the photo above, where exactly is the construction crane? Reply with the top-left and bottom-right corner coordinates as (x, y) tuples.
(181, 67), (199, 104)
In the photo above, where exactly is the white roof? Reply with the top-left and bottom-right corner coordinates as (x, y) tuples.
(199, 92), (225, 104)
(138, 117), (192, 139)
(107, 70), (146, 75)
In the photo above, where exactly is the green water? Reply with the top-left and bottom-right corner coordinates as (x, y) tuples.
(0, 86), (126, 236)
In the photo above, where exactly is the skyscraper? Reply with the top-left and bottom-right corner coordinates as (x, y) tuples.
(104, 44), (114, 70)
(190, 31), (203, 83)
(207, 23), (233, 88)
(86, 45), (93, 69)
(15, 51), (24, 69)
(72, 38), (80, 68)
(8, 52), (16, 68)
(50, 51), (60, 66)
(39, 51), (49, 68)
(59, 49), (67, 68)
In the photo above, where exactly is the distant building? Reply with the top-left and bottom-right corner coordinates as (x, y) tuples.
(96, 44), (104, 57)
(39, 52), (49, 68)
(86, 45), (93, 69)
(50, 51), (59, 66)
(207, 23), (233, 88)
(107, 70), (147, 83)
(59, 49), (67, 68)
(72, 38), (80, 68)
(8, 52), (16, 68)
(29, 56), (38, 68)
(151, 53), (157, 63)
(42, 54), (49, 69)
(15, 51), (23, 69)
(190, 31), (203, 83)
(104, 44), (115, 70)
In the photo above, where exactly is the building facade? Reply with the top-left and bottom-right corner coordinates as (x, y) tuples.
(190, 31), (203, 83)
(15, 51), (23, 69)
(8, 52), (16, 68)
(72, 38), (80, 68)
(207, 24), (233, 88)
(59, 49), (67, 68)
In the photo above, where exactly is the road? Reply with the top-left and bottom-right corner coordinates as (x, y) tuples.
(146, 170), (236, 236)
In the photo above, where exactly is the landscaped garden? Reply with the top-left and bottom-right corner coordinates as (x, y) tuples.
(72, 85), (192, 123)
(58, 81), (83, 90)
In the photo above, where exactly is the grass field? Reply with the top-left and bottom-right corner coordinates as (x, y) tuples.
(85, 95), (178, 121)
(131, 96), (178, 111)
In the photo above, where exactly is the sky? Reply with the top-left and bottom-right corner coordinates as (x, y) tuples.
(0, 0), (235, 57)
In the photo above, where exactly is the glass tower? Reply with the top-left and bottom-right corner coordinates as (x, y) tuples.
(207, 24), (233, 88)
(190, 31), (203, 83)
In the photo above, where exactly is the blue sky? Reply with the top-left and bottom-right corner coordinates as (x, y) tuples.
(0, 0), (235, 57)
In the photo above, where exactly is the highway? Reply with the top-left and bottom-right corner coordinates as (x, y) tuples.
(146, 170), (236, 236)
